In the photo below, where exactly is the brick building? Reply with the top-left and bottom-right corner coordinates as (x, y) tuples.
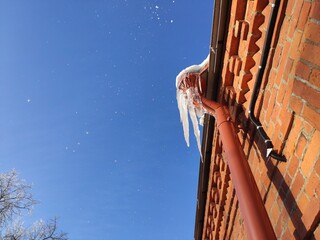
(193, 0), (320, 239)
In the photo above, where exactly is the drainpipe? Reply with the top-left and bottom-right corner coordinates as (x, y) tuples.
(178, 72), (276, 239)
(201, 97), (277, 240)
(248, 0), (286, 161)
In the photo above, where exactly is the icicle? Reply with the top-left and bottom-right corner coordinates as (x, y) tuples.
(188, 99), (202, 153)
(176, 55), (209, 156)
(177, 90), (190, 146)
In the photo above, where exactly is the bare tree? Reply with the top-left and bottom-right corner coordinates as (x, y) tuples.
(1, 219), (26, 240)
(2, 218), (67, 240)
(27, 218), (67, 240)
(0, 170), (67, 240)
(0, 170), (36, 226)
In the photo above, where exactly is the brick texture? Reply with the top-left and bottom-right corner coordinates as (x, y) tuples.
(201, 0), (320, 239)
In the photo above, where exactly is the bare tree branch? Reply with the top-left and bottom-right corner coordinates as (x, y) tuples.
(0, 170), (68, 240)
(0, 170), (36, 227)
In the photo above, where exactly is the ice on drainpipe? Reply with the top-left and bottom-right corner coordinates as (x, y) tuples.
(176, 55), (209, 155)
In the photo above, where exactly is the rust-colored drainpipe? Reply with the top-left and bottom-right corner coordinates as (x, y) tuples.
(201, 97), (276, 240)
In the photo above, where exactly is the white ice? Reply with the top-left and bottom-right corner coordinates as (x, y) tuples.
(176, 55), (209, 155)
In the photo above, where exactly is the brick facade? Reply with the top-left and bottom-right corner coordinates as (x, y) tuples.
(201, 0), (320, 239)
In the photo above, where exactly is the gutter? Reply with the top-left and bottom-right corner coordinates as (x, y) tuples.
(193, 0), (231, 239)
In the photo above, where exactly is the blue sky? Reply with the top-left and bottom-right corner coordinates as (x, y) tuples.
(0, 1), (213, 239)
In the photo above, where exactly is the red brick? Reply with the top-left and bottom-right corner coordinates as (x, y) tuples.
(286, 1), (294, 16)
(281, 228), (292, 240)
(284, 117), (302, 156)
(310, 68), (320, 89)
(236, 91), (247, 104)
(226, 35), (240, 56)
(283, 58), (294, 81)
(310, 1), (320, 21)
(291, 116), (303, 137)
(239, 73), (252, 90)
(281, 77), (295, 109)
(273, 166), (284, 189)
(270, 199), (281, 224)
(222, 65), (234, 86)
(270, 0), (287, 42)
(292, 79), (320, 110)
(265, 189), (277, 211)
(289, 20), (299, 40)
(234, 57), (242, 76)
(265, 90), (277, 123)
(292, 0), (304, 23)
(294, 60), (311, 80)
(288, 11), (300, 39)
(241, 56), (255, 74)
(273, 45), (282, 69)
(297, 192), (310, 214)
(297, 2), (312, 31)
(266, 120), (275, 140)
(248, 37), (262, 56)
(273, 134), (284, 151)
(275, 82), (286, 104)
(261, 4), (272, 31)
(271, 103), (281, 127)
(275, 214), (283, 238)
(278, 157), (288, 173)
(278, 17), (290, 45)
(289, 95), (304, 115)
(315, 156), (320, 176)
(276, 209), (289, 238)
(301, 196), (320, 233)
(301, 130), (320, 177)
(251, 52), (262, 75)
(229, 55), (236, 73)
(287, 155), (300, 178)
(248, 12), (265, 33)
(285, 190), (297, 215)
(302, 105), (320, 131)
(283, 171), (292, 191)
(290, 31), (303, 60)
(304, 21), (320, 44)
(234, 20), (249, 40)
(275, 41), (291, 83)
(303, 120), (315, 136)
(252, 0), (268, 12)
(291, 171), (305, 197)
(295, 133), (308, 160)
(304, 170), (320, 198)
(262, 89), (271, 111)
(300, 42), (320, 67)
(284, 134), (295, 157)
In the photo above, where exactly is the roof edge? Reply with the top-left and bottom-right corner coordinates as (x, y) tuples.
(193, 0), (231, 239)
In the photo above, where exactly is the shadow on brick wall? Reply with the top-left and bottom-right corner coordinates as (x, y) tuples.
(240, 120), (314, 239)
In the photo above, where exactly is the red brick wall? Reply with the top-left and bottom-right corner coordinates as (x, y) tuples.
(202, 0), (320, 239)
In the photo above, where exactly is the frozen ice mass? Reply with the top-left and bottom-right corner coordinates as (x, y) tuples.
(176, 55), (209, 154)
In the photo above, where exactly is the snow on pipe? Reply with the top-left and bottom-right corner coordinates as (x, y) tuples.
(176, 55), (209, 154)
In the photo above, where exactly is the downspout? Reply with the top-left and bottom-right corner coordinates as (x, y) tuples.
(201, 97), (277, 240)
(248, 0), (286, 161)
(178, 71), (277, 239)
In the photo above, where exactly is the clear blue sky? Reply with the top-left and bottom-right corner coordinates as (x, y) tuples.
(0, 1), (213, 239)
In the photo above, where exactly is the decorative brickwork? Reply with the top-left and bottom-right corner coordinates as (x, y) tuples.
(200, 0), (320, 239)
